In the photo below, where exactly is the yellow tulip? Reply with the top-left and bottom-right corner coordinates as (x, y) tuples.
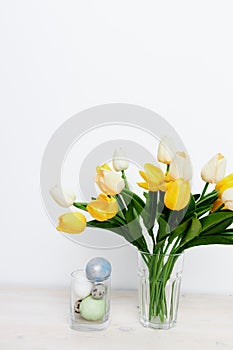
(137, 163), (166, 192)
(157, 136), (175, 165)
(164, 178), (190, 211)
(95, 164), (125, 195)
(87, 193), (118, 221)
(201, 153), (226, 184)
(57, 212), (86, 234)
(215, 173), (233, 194)
(168, 152), (192, 181)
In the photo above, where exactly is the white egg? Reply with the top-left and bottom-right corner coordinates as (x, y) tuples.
(72, 271), (93, 299)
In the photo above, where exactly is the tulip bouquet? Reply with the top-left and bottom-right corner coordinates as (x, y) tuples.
(50, 140), (233, 327)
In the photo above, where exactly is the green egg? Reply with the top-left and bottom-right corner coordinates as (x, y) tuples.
(80, 296), (105, 321)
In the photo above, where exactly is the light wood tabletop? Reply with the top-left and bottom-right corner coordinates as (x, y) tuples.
(1, 287), (233, 350)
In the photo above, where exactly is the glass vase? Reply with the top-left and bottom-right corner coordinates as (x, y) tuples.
(69, 269), (111, 331)
(138, 251), (184, 329)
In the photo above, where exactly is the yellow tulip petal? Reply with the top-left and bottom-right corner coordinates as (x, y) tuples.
(216, 174), (233, 194)
(96, 164), (112, 173)
(87, 194), (118, 221)
(137, 182), (149, 190)
(137, 164), (166, 192)
(144, 163), (165, 183)
(159, 183), (167, 192)
(139, 170), (148, 182)
(87, 203), (108, 221)
(164, 179), (190, 211)
(57, 212), (86, 234)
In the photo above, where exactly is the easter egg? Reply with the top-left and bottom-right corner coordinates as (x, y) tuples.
(80, 296), (105, 321)
(91, 283), (105, 299)
(72, 271), (93, 299)
(74, 299), (82, 313)
(86, 257), (111, 282)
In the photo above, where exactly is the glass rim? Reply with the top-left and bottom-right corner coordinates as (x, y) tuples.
(70, 268), (111, 281)
(70, 269), (84, 278)
(138, 250), (184, 257)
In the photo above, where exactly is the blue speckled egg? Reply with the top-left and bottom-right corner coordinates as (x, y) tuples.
(86, 257), (111, 282)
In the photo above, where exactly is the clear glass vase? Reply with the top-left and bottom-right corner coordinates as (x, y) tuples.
(69, 269), (111, 331)
(138, 251), (184, 330)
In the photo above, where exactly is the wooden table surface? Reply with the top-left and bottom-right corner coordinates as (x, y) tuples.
(1, 287), (233, 350)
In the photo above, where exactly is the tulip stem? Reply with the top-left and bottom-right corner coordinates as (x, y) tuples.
(121, 170), (130, 191)
(200, 182), (209, 199)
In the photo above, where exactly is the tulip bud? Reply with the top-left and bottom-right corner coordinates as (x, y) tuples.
(201, 153), (226, 184)
(157, 136), (175, 165)
(95, 164), (125, 195)
(50, 185), (76, 208)
(112, 148), (129, 172)
(168, 152), (192, 182)
(57, 212), (86, 234)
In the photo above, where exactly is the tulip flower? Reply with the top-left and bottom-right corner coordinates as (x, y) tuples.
(215, 173), (233, 194)
(221, 187), (233, 210)
(57, 212), (86, 234)
(157, 136), (175, 165)
(95, 164), (125, 195)
(212, 187), (233, 211)
(164, 178), (191, 211)
(87, 193), (118, 221)
(112, 148), (129, 171)
(50, 185), (76, 208)
(168, 152), (192, 182)
(211, 174), (233, 211)
(137, 163), (166, 192)
(201, 153), (226, 184)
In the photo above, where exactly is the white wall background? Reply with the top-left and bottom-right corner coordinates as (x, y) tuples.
(1, 0), (233, 293)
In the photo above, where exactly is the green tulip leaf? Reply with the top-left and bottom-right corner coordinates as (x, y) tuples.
(179, 233), (233, 251)
(196, 204), (213, 218)
(157, 215), (170, 243)
(182, 217), (202, 244)
(144, 191), (158, 230)
(196, 190), (219, 208)
(73, 202), (88, 211)
(86, 219), (124, 233)
(168, 218), (192, 244)
(193, 194), (201, 200)
(200, 211), (233, 235)
(143, 192), (148, 199)
(182, 194), (196, 222)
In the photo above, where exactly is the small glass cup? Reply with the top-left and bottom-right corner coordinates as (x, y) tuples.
(69, 269), (111, 331)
